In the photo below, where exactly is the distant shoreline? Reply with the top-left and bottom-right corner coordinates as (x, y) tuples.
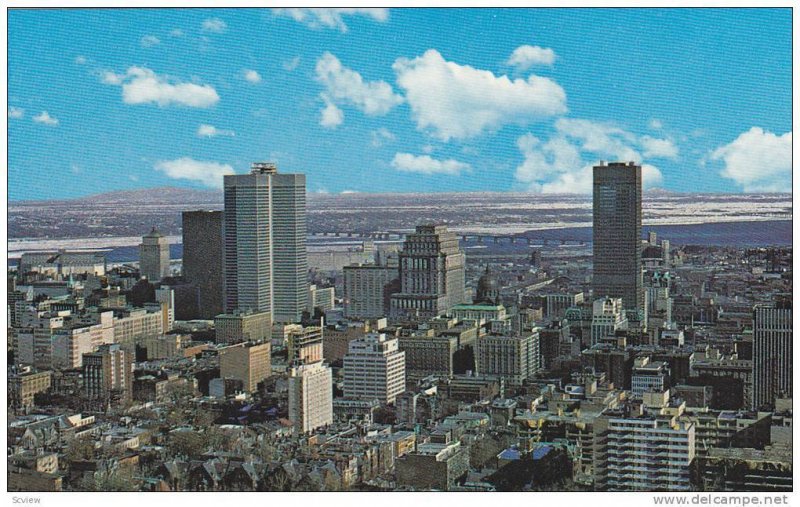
(7, 219), (792, 267)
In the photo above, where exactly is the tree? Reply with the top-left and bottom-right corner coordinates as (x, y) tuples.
(79, 467), (138, 492)
(65, 437), (96, 462)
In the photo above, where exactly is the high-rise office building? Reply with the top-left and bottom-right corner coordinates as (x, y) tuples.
(752, 295), (792, 410)
(139, 227), (170, 282)
(390, 225), (466, 320)
(182, 210), (223, 319)
(223, 162), (307, 323)
(475, 329), (540, 386)
(343, 263), (399, 319)
(218, 341), (271, 393)
(343, 333), (406, 404)
(83, 344), (133, 403)
(592, 162), (644, 312)
(288, 361), (333, 434)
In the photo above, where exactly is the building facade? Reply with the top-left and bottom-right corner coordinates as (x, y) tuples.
(223, 162), (307, 323)
(593, 410), (695, 491)
(139, 228), (171, 282)
(343, 263), (399, 319)
(83, 344), (133, 403)
(752, 296), (792, 410)
(218, 341), (271, 393)
(390, 225), (466, 320)
(182, 210), (224, 319)
(343, 333), (406, 404)
(592, 162), (644, 312)
(288, 361), (333, 434)
(214, 310), (272, 345)
(475, 330), (540, 386)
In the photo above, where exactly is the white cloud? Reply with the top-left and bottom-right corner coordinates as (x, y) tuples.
(197, 124), (235, 137)
(202, 18), (227, 33)
(8, 106), (24, 119)
(555, 118), (640, 161)
(316, 52), (403, 118)
(393, 49), (567, 141)
(154, 157), (234, 188)
(370, 127), (395, 147)
(514, 133), (584, 192)
(102, 66), (219, 108)
(141, 35), (160, 47)
(319, 95), (344, 129)
(640, 135), (679, 159)
(710, 127), (791, 192)
(421, 145), (435, 154)
(642, 164), (664, 189)
(33, 111), (59, 126)
(506, 45), (556, 70)
(340, 189), (359, 194)
(391, 152), (471, 176)
(514, 118), (667, 193)
(74, 55), (87, 65)
(169, 28), (184, 37)
(273, 8), (388, 33)
(71, 164), (82, 174)
(243, 69), (262, 83)
(649, 118), (663, 130)
(283, 56), (301, 71)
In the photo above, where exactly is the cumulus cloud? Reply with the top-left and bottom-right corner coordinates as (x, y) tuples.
(393, 49), (567, 141)
(154, 157), (234, 187)
(8, 106), (24, 119)
(316, 52), (403, 119)
(101, 66), (219, 108)
(555, 118), (640, 161)
(273, 8), (388, 32)
(649, 118), (663, 130)
(141, 35), (160, 47)
(640, 135), (679, 159)
(33, 111), (59, 126)
(197, 124), (235, 137)
(74, 55), (87, 65)
(391, 152), (471, 176)
(506, 45), (556, 70)
(319, 95), (344, 129)
(514, 118), (667, 193)
(202, 18), (227, 33)
(169, 28), (184, 37)
(243, 69), (262, 83)
(370, 127), (395, 147)
(710, 127), (791, 192)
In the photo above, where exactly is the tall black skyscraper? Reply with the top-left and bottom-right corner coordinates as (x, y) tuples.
(592, 161), (644, 312)
(182, 210), (224, 319)
(752, 294), (792, 410)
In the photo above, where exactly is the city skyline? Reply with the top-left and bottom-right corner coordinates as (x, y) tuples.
(8, 8), (792, 201)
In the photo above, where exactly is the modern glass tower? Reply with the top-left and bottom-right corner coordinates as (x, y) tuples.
(223, 162), (308, 323)
(592, 161), (644, 312)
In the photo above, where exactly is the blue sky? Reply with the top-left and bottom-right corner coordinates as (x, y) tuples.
(8, 8), (792, 200)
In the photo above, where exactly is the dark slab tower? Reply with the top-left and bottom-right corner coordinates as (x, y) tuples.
(592, 161), (644, 312)
(182, 210), (224, 319)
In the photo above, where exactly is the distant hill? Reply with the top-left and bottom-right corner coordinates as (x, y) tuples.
(13, 186), (223, 206)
